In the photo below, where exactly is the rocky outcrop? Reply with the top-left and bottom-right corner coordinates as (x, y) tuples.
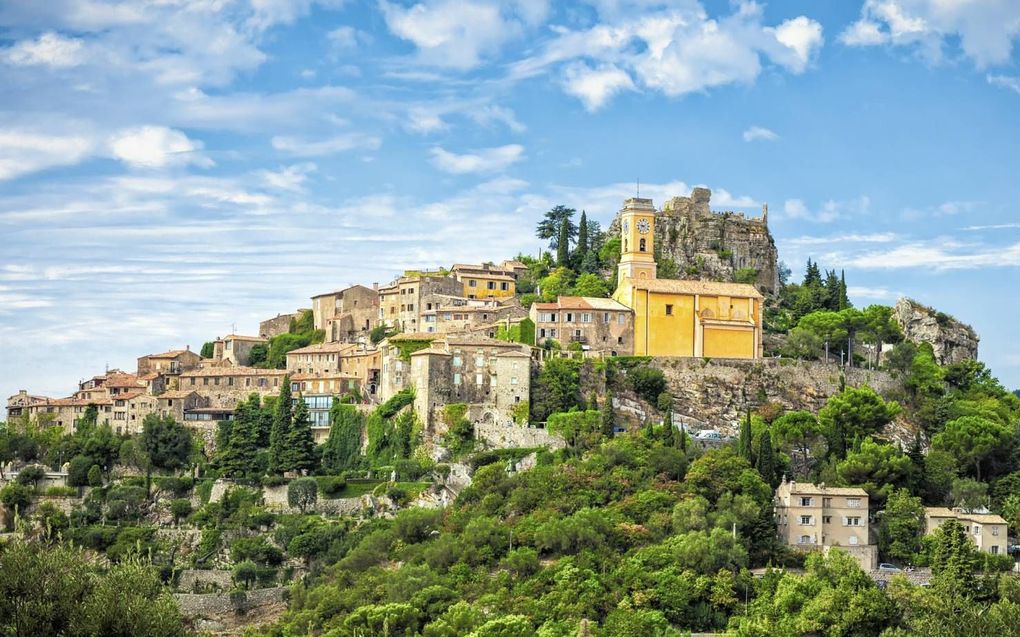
(642, 358), (900, 435)
(894, 298), (978, 365)
(608, 187), (780, 294)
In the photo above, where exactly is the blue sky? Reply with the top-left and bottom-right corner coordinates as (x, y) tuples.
(2, 0), (1020, 408)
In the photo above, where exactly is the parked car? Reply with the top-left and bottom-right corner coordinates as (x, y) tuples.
(694, 429), (723, 441)
(878, 563), (902, 572)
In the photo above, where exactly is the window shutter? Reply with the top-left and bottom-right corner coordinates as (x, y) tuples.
(842, 517), (848, 526)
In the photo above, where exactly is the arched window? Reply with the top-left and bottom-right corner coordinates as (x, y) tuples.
(639, 238), (646, 252)
(701, 308), (715, 319)
(623, 238), (628, 252)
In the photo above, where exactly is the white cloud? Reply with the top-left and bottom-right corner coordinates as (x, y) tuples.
(840, 0), (1020, 68)
(836, 239), (1020, 271)
(769, 16), (825, 73)
(107, 126), (212, 169)
(406, 107), (448, 134)
(988, 74), (1020, 94)
(328, 25), (369, 50)
(782, 196), (870, 223)
(429, 144), (525, 174)
(0, 129), (96, 181)
(562, 62), (635, 111)
(4, 31), (85, 68)
(743, 125), (779, 142)
(379, 0), (515, 69)
(270, 133), (381, 156)
(786, 233), (898, 246)
(257, 163), (317, 191)
(847, 285), (899, 300)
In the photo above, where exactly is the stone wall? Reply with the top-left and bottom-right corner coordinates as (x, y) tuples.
(474, 422), (566, 450)
(608, 187), (780, 294)
(643, 357), (900, 434)
(260, 311), (302, 339)
(894, 298), (979, 365)
(261, 483), (388, 515)
(175, 587), (287, 633)
(177, 568), (233, 593)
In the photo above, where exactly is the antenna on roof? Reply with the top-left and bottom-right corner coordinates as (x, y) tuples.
(636, 178), (640, 198)
(231, 322), (236, 335)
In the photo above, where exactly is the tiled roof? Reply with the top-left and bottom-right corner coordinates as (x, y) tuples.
(495, 349), (531, 357)
(629, 279), (763, 299)
(531, 296), (631, 312)
(105, 374), (143, 388)
(48, 397), (113, 407)
(181, 367), (288, 377)
(388, 333), (437, 342)
(286, 342), (361, 355)
(145, 349), (194, 359)
(116, 391), (148, 401)
(219, 334), (266, 342)
(925, 507), (1007, 525)
(780, 482), (868, 497)
(442, 335), (521, 347)
(410, 347), (452, 357)
(158, 390), (198, 400)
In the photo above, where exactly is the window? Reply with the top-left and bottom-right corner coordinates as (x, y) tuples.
(539, 328), (546, 338)
(992, 545), (999, 554)
(566, 312), (573, 322)
(799, 535), (812, 545)
(845, 516), (862, 526)
(475, 373), (483, 386)
(501, 282), (509, 291)
(800, 515), (813, 525)
(846, 498), (861, 508)
(992, 527), (999, 536)
(823, 497), (832, 507)
(973, 525), (981, 536)
(511, 377), (518, 385)
(469, 280), (477, 287)
(574, 329), (582, 338)
(604, 312), (610, 323)
(453, 356), (462, 367)
(800, 497), (813, 507)
(665, 304), (673, 316)
(549, 329), (557, 338)
(618, 314), (626, 325)
(849, 536), (859, 546)
(487, 281), (495, 290)
(454, 373), (462, 386)
(639, 238), (646, 251)
(581, 313), (591, 323)
(823, 516), (832, 524)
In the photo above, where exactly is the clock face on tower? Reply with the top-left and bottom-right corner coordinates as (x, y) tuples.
(637, 218), (651, 234)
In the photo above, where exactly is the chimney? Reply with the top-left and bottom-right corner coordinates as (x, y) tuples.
(373, 282), (378, 290)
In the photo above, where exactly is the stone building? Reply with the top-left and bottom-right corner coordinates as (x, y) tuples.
(379, 273), (463, 333)
(406, 335), (532, 430)
(924, 507), (1008, 555)
(421, 296), (527, 335)
(156, 390), (206, 423)
(5, 392), (114, 433)
(612, 197), (764, 358)
(110, 391), (159, 434)
(530, 296), (634, 355)
(610, 187), (780, 294)
(775, 479), (876, 571)
(290, 372), (365, 441)
(137, 348), (202, 377)
(179, 367), (288, 408)
(259, 310), (305, 339)
(285, 343), (381, 397)
(450, 263), (517, 299)
(311, 285), (380, 342)
(211, 334), (267, 367)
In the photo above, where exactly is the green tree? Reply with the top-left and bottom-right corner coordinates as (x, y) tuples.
(577, 209), (589, 256)
(321, 401), (364, 473)
(754, 430), (778, 487)
(218, 394), (262, 479)
(818, 386), (900, 459)
(140, 414), (191, 472)
(600, 391), (615, 438)
(570, 273), (608, 298)
(268, 376), (293, 474)
(879, 488), (924, 564)
(557, 217), (570, 266)
(0, 483), (32, 513)
(771, 411), (821, 470)
(835, 437), (913, 508)
(537, 205), (577, 251)
(284, 398), (317, 474)
(531, 357), (582, 422)
(739, 412), (753, 462)
(287, 477), (318, 513)
(928, 518), (979, 594)
(931, 415), (1014, 481)
(200, 341), (214, 358)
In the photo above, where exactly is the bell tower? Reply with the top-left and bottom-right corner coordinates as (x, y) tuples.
(617, 197), (657, 286)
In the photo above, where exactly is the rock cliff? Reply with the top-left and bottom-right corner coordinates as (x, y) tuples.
(608, 187), (780, 294)
(894, 298), (979, 365)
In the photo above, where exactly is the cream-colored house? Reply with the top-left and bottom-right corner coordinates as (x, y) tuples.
(775, 479), (877, 570)
(924, 507), (1008, 555)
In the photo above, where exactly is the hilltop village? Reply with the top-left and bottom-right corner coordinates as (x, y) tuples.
(3, 189), (1018, 636)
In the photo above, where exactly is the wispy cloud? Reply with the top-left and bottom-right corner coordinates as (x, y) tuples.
(743, 126), (779, 142)
(988, 74), (1020, 94)
(429, 144), (525, 174)
(271, 133), (381, 157)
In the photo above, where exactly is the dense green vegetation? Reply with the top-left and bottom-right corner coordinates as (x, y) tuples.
(249, 309), (325, 368)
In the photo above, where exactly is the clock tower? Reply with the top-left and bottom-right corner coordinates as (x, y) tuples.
(617, 197), (657, 286)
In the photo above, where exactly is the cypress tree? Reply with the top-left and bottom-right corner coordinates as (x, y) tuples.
(577, 210), (589, 257)
(268, 376), (293, 474)
(321, 402), (364, 473)
(600, 391), (615, 438)
(755, 430), (777, 486)
(662, 409), (675, 447)
(740, 410), (753, 462)
(219, 396), (260, 479)
(285, 397), (317, 474)
(839, 270), (850, 310)
(557, 217), (570, 266)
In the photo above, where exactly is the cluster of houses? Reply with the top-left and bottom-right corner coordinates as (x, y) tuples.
(776, 478), (1010, 570)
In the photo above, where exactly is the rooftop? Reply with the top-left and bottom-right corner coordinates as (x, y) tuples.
(286, 342), (363, 355)
(532, 296), (632, 312)
(925, 507), (1007, 525)
(218, 334), (266, 343)
(181, 367), (288, 377)
(629, 278), (763, 299)
(779, 481), (869, 497)
(143, 348), (196, 359)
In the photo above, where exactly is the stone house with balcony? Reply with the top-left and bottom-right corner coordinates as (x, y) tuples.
(311, 284), (380, 343)
(530, 296), (635, 355)
(286, 343), (381, 398)
(109, 391), (160, 435)
(6, 392), (115, 433)
(137, 348), (202, 377)
(289, 372), (366, 442)
(379, 273), (463, 333)
(924, 507), (1009, 556)
(775, 479), (877, 570)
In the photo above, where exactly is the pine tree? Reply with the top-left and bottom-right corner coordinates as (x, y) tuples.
(219, 396), (261, 479)
(823, 269), (841, 311)
(321, 402), (364, 473)
(557, 217), (570, 266)
(755, 430), (777, 486)
(268, 376), (293, 474)
(579, 249), (599, 274)
(285, 397), (317, 474)
(803, 259), (822, 288)
(662, 409), (675, 447)
(839, 270), (850, 310)
(600, 391), (615, 438)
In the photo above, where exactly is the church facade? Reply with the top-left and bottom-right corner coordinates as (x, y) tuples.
(612, 197), (763, 358)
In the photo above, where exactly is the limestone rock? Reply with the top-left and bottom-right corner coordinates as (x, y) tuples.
(607, 188), (780, 294)
(894, 298), (978, 365)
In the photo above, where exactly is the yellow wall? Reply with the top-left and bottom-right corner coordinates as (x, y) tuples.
(704, 327), (754, 358)
(462, 276), (516, 298)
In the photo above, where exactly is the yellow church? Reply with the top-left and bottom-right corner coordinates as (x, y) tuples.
(612, 197), (763, 359)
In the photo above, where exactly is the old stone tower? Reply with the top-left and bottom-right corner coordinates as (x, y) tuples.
(610, 187), (780, 294)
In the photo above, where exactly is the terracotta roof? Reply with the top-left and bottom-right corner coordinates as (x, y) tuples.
(286, 342), (363, 355)
(457, 272), (516, 282)
(531, 296), (631, 312)
(629, 279), (763, 299)
(181, 367), (288, 377)
(105, 374), (143, 388)
(145, 349), (195, 359)
(925, 508), (1007, 525)
(159, 390), (198, 400)
(116, 391), (148, 401)
(442, 335), (521, 347)
(780, 482), (868, 497)
(139, 372), (160, 381)
(219, 334), (266, 343)
(410, 347), (452, 357)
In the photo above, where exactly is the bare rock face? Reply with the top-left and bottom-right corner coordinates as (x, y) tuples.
(894, 298), (979, 365)
(608, 188), (780, 294)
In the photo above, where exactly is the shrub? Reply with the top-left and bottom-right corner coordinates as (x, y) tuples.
(43, 486), (77, 497)
(232, 560), (259, 589)
(155, 476), (194, 497)
(0, 483), (33, 512)
(231, 536), (283, 566)
(387, 485), (411, 507)
(628, 366), (667, 403)
(87, 465), (103, 487)
(287, 477), (318, 513)
(16, 464), (46, 487)
(170, 499), (192, 523)
(317, 476), (347, 498)
(67, 456), (94, 487)
(261, 475), (287, 487)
